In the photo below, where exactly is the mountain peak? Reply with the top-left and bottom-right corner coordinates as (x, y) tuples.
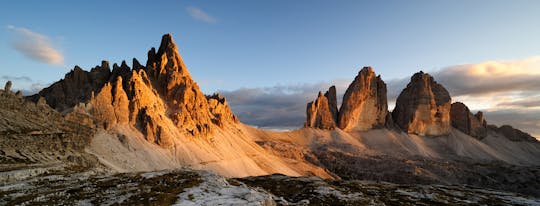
(32, 34), (238, 145)
(360, 66), (374, 74)
(147, 34), (190, 79)
(157, 33), (177, 56)
(337, 67), (388, 131)
(305, 86), (338, 130)
(393, 71), (451, 136)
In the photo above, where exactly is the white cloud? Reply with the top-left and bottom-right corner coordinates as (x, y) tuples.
(186, 6), (217, 24)
(7, 25), (64, 65)
(434, 56), (540, 96)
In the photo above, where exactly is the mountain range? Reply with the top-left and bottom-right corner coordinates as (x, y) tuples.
(1, 34), (539, 205)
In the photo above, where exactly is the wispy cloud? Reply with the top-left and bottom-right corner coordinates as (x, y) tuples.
(1, 75), (32, 82)
(497, 97), (540, 109)
(186, 6), (217, 24)
(6, 25), (64, 65)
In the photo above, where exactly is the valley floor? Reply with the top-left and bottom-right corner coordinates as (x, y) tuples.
(1, 168), (539, 206)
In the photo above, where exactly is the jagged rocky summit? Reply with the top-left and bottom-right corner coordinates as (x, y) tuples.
(31, 34), (238, 147)
(305, 67), (388, 131)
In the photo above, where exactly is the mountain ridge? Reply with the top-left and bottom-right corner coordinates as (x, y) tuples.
(24, 34), (334, 178)
(3, 34), (539, 199)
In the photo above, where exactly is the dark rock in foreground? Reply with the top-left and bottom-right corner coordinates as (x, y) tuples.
(238, 174), (540, 205)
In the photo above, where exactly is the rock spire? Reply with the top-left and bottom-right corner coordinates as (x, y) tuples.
(392, 71), (451, 136)
(305, 87), (338, 129)
(305, 67), (388, 131)
(338, 67), (388, 131)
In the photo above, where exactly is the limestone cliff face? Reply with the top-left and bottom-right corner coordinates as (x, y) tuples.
(305, 87), (338, 130)
(30, 61), (111, 112)
(34, 34), (238, 147)
(325, 86), (339, 122)
(450, 102), (487, 139)
(392, 71), (451, 136)
(338, 67), (387, 131)
(304, 67), (388, 131)
(206, 93), (238, 127)
(143, 34), (237, 138)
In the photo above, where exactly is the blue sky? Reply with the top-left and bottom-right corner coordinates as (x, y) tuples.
(1, 1), (539, 92)
(1, 1), (540, 136)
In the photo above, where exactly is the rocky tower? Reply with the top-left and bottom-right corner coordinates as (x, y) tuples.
(338, 67), (388, 131)
(450, 102), (487, 139)
(305, 86), (338, 129)
(143, 34), (237, 137)
(392, 71), (451, 136)
(34, 34), (238, 147)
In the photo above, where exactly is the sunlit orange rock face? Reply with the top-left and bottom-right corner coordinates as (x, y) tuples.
(36, 34), (238, 147)
(305, 87), (338, 129)
(392, 71), (451, 136)
(144, 34), (237, 138)
(338, 67), (388, 131)
(305, 67), (388, 131)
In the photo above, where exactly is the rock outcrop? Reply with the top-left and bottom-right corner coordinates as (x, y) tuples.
(33, 34), (238, 147)
(450, 102), (487, 139)
(4, 81), (12, 94)
(338, 67), (387, 131)
(305, 87), (338, 129)
(304, 67), (388, 131)
(29, 62), (111, 112)
(0, 81), (96, 169)
(143, 34), (238, 138)
(325, 86), (339, 122)
(392, 71), (451, 136)
(206, 93), (238, 127)
(489, 125), (538, 142)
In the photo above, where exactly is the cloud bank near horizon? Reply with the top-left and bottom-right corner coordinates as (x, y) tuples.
(0, 75), (49, 96)
(7, 25), (64, 65)
(222, 56), (540, 137)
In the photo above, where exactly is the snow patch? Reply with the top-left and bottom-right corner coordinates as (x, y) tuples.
(175, 171), (275, 206)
